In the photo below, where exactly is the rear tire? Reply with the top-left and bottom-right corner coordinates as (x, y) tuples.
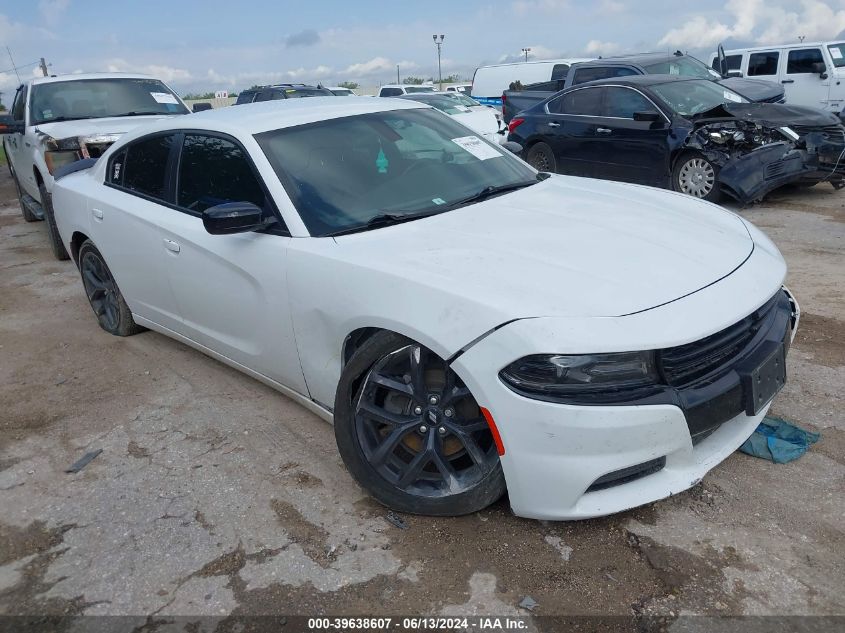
(333, 331), (506, 516)
(10, 168), (41, 223)
(78, 240), (143, 337)
(672, 152), (721, 203)
(39, 182), (70, 260)
(526, 142), (557, 173)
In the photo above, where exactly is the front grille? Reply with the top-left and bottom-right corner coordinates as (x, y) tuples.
(765, 161), (788, 179)
(658, 292), (781, 387)
(83, 142), (114, 158)
(792, 124), (845, 143)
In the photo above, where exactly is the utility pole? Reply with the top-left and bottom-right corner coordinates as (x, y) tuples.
(798, 35), (805, 43)
(397, 64), (400, 84)
(522, 47), (531, 62)
(6, 47), (21, 83)
(432, 34), (445, 90)
(39, 57), (49, 76)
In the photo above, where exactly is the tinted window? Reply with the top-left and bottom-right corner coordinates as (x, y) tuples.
(11, 86), (26, 121)
(381, 88), (403, 96)
(551, 64), (569, 80)
(787, 48), (824, 73)
(711, 56), (742, 71)
(603, 87), (659, 118)
(552, 87), (604, 115)
(122, 134), (175, 200)
(235, 92), (256, 105)
(256, 109), (535, 237)
(177, 134), (268, 213)
(253, 90), (275, 102)
(748, 52), (779, 76)
(571, 66), (639, 85)
(643, 57), (718, 79)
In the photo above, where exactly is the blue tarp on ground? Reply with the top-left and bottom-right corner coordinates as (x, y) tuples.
(739, 416), (820, 463)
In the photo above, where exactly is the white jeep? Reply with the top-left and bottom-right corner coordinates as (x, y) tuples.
(0, 73), (189, 259)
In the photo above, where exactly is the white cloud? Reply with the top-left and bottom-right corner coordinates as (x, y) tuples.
(105, 58), (192, 82)
(584, 40), (621, 56)
(659, 0), (845, 49)
(342, 57), (418, 78)
(38, 0), (70, 27)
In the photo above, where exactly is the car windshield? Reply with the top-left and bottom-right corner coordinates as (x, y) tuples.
(828, 43), (845, 67)
(643, 56), (722, 80)
(330, 89), (354, 96)
(650, 79), (748, 116)
(398, 94), (474, 115)
(404, 86), (436, 93)
(255, 108), (537, 236)
(446, 92), (483, 107)
(30, 78), (188, 124)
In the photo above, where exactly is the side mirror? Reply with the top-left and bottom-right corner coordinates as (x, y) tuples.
(726, 70), (744, 78)
(0, 114), (24, 134)
(192, 102), (212, 112)
(500, 141), (523, 154)
(633, 111), (661, 122)
(202, 202), (265, 235)
(812, 62), (828, 78)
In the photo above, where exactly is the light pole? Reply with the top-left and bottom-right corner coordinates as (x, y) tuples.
(433, 34), (445, 90)
(521, 47), (531, 62)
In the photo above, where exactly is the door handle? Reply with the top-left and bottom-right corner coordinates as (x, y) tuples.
(92, 208), (104, 220)
(781, 79), (795, 84)
(547, 121), (561, 128)
(163, 239), (181, 253)
(596, 128), (612, 134)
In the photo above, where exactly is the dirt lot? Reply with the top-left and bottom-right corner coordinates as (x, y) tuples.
(0, 169), (842, 626)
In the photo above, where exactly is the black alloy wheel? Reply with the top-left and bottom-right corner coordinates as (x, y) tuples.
(78, 240), (143, 337)
(334, 332), (506, 516)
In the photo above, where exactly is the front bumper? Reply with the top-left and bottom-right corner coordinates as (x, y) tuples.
(452, 247), (797, 520)
(716, 143), (807, 203)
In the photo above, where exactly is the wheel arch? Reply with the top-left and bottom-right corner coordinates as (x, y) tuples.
(69, 231), (91, 266)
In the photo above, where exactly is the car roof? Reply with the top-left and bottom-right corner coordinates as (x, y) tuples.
(720, 41), (840, 54)
(242, 84), (324, 92)
(29, 72), (161, 86)
(126, 96), (428, 137)
(379, 84), (435, 89)
(476, 58), (591, 70)
(578, 52), (688, 67)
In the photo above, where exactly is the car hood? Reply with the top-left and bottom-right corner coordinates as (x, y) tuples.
(717, 77), (784, 103)
(331, 176), (753, 318)
(34, 114), (179, 141)
(692, 102), (840, 127)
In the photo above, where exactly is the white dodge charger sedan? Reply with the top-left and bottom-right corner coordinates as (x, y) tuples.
(52, 97), (799, 520)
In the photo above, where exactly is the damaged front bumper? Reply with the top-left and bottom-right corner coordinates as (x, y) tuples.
(711, 142), (806, 204)
(799, 131), (845, 188)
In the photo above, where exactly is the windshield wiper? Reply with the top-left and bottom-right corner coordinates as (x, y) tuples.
(440, 178), (540, 210)
(37, 115), (95, 123)
(111, 111), (168, 117)
(326, 210), (443, 237)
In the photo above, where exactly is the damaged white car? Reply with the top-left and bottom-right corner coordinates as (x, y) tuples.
(52, 98), (799, 519)
(0, 73), (189, 259)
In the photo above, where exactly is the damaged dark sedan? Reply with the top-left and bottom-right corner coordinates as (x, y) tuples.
(508, 75), (845, 203)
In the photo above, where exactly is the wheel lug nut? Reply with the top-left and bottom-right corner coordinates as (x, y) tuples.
(429, 395), (439, 405)
(438, 427), (447, 435)
(419, 425), (428, 433)
(444, 408), (454, 417)
(413, 406), (423, 415)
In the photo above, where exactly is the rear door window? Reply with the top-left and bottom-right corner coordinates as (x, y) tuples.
(550, 87), (605, 115)
(603, 87), (660, 118)
(748, 51), (779, 76)
(571, 66), (638, 85)
(787, 48), (825, 73)
(121, 134), (176, 201)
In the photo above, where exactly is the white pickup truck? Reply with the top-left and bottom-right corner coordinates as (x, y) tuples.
(0, 73), (189, 259)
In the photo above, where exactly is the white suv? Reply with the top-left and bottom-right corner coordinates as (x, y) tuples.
(377, 84), (437, 97)
(0, 73), (188, 259)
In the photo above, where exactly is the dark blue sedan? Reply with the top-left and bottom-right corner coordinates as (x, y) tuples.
(507, 75), (845, 203)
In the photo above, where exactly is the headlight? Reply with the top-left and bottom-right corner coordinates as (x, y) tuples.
(499, 351), (659, 402)
(45, 150), (81, 174)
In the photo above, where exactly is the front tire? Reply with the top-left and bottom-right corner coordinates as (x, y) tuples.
(39, 182), (70, 260)
(334, 331), (506, 516)
(526, 142), (557, 173)
(78, 240), (143, 337)
(672, 152), (721, 202)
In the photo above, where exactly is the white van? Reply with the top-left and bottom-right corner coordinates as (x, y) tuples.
(710, 42), (845, 116)
(470, 58), (591, 108)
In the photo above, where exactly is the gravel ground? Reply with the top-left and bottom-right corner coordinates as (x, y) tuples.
(0, 170), (842, 627)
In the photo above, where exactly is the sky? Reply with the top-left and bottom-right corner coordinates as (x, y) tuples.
(2, 0), (845, 97)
